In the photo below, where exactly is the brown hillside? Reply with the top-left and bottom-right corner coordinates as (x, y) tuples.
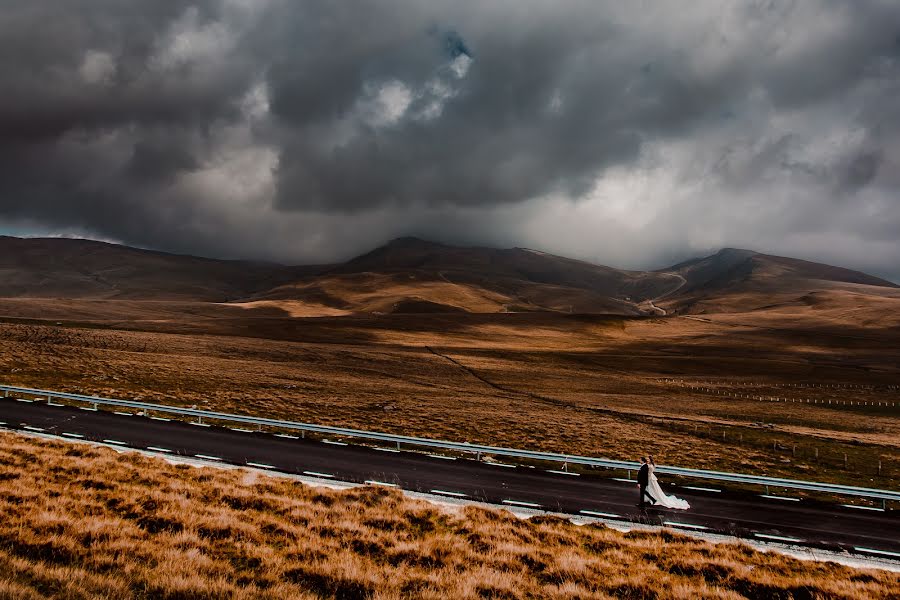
(0, 236), (320, 302)
(1, 431), (897, 599)
(660, 248), (899, 316)
(1, 235), (895, 318)
(252, 237), (680, 315)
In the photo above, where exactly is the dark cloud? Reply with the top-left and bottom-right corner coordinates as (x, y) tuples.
(0, 1), (899, 282)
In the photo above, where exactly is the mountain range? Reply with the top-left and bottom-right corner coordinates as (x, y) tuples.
(0, 235), (896, 318)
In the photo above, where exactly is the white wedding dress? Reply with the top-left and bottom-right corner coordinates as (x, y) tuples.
(647, 468), (690, 510)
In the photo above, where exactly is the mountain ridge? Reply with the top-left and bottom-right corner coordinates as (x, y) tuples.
(0, 235), (895, 317)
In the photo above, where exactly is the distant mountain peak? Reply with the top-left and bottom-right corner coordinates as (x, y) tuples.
(385, 236), (440, 247)
(715, 247), (757, 257)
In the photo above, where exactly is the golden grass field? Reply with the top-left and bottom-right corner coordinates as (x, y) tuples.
(0, 294), (897, 490)
(0, 430), (898, 599)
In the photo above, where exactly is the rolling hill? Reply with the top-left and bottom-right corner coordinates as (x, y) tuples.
(252, 237), (683, 315)
(0, 235), (895, 318)
(657, 247), (899, 316)
(0, 236), (319, 302)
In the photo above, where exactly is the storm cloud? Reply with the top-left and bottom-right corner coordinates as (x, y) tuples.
(1, 0), (899, 280)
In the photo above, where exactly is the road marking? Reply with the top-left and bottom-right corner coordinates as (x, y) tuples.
(760, 495), (800, 502)
(502, 500), (541, 509)
(247, 462), (276, 470)
(23, 426), (45, 432)
(374, 447), (400, 453)
(62, 432), (84, 438)
(612, 478), (635, 483)
(431, 489), (467, 498)
(194, 454), (221, 461)
(16, 399), (34, 403)
(546, 469), (579, 476)
(754, 533), (803, 543)
(146, 446), (172, 453)
(303, 471), (334, 479)
(47, 402), (64, 407)
(683, 486), (721, 493)
(664, 521), (708, 530)
(275, 434), (300, 439)
(842, 504), (885, 512)
(427, 454), (456, 460)
(102, 439), (127, 446)
(150, 417), (171, 422)
(580, 510), (620, 519)
(113, 411), (132, 416)
(78, 407), (98, 411)
(487, 462), (516, 468)
(365, 480), (398, 487)
(189, 422), (211, 427)
(854, 547), (900, 559)
(230, 428), (254, 433)
(322, 440), (348, 446)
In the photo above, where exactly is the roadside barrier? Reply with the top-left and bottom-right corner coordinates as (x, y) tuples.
(2, 383), (898, 505)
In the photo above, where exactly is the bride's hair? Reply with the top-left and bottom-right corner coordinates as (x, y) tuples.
(648, 455), (656, 466)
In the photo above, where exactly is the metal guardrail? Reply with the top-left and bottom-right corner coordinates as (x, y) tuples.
(2, 383), (899, 503)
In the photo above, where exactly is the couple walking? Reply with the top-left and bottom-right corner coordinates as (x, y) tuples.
(637, 456), (690, 510)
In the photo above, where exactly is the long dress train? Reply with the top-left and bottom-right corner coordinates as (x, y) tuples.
(647, 469), (690, 510)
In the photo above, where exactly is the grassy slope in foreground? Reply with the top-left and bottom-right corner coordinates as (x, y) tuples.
(0, 433), (898, 599)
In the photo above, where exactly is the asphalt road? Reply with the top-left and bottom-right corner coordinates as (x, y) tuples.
(1, 398), (898, 557)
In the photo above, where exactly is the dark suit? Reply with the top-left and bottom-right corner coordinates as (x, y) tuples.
(638, 463), (656, 507)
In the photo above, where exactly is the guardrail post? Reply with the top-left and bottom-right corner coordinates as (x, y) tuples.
(93, 402), (98, 410)
(396, 441), (401, 451)
(198, 416), (203, 425)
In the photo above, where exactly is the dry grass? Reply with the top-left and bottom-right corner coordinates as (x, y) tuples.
(0, 431), (897, 599)
(0, 309), (898, 488)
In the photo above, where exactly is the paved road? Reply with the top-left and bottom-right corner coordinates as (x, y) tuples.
(1, 398), (898, 557)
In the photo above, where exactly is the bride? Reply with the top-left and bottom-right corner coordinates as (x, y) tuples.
(647, 456), (690, 510)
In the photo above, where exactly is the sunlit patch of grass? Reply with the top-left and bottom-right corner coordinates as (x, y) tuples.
(0, 432), (897, 599)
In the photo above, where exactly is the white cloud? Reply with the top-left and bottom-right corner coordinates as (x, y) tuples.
(79, 50), (115, 84)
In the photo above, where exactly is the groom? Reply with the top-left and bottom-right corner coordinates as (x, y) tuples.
(637, 456), (656, 508)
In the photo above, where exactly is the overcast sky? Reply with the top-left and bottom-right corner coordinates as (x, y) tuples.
(1, 1), (899, 279)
